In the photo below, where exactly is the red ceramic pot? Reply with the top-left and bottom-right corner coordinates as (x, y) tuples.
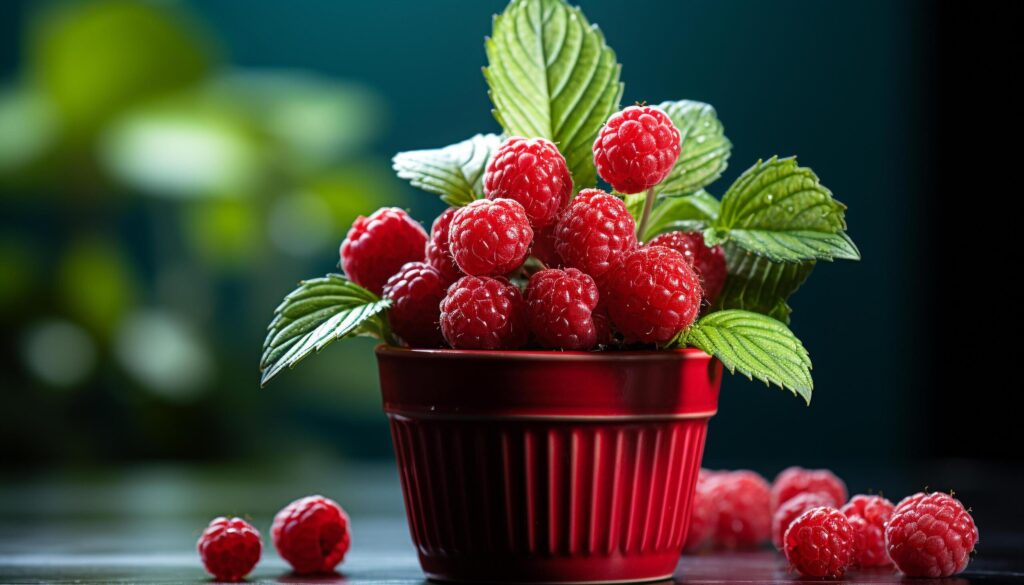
(376, 347), (721, 584)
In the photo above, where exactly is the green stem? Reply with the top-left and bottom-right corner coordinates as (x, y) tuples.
(637, 186), (657, 241)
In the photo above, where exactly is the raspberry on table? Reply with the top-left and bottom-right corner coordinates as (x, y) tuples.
(340, 207), (427, 295)
(885, 491), (978, 577)
(440, 276), (528, 349)
(425, 207), (464, 282)
(272, 495), (351, 575)
(646, 231), (727, 305)
(771, 491), (837, 550)
(784, 506), (855, 578)
(382, 262), (449, 348)
(525, 268), (599, 350)
(772, 466), (848, 511)
(684, 469), (721, 552)
(449, 198), (533, 276)
(531, 223), (562, 268)
(593, 105), (681, 194)
(484, 136), (572, 228)
(197, 517), (261, 582)
(603, 245), (702, 344)
(553, 188), (637, 279)
(841, 494), (895, 567)
(707, 470), (772, 549)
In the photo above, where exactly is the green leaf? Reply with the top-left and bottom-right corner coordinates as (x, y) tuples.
(712, 156), (860, 262)
(714, 243), (814, 324)
(679, 310), (813, 403)
(260, 274), (391, 387)
(656, 100), (731, 197)
(484, 0), (623, 190)
(392, 134), (502, 207)
(623, 192), (646, 225)
(642, 190), (720, 240)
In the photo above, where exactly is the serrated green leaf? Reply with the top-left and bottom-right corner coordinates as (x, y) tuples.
(484, 0), (623, 190)
(714, 243), (814, 324)
(713, 156), (860, 262)
(657, 100), (731, 196)
(642, 190), (720, 240)
(392, 134), (502, 207)
(679, 309), (813, 403)
(260, 274), (390, 387)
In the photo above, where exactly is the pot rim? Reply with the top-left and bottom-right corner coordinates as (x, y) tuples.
(376, 345), (710, 363)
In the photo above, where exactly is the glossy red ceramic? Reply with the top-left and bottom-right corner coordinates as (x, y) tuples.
(376, 347), (721, 583)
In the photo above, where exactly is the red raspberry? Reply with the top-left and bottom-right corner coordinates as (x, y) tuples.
(449, 198), (533, 276)
(772, 491), (837, 550)
(382, 262), (448, 348)
(684, 469), (721, 552)
(772, 466), (848, 511)
(531, 223), (562, 268)
(841, 494), (895, 567)
(525, 268), (599, 350)
(646, 231), (727, 304)
(707, 470), (772, 549)
(484, 137), (572, 227)
(593, 105), (681, 194)
(554, 189), (637, 279)
(197, 517), (261, 582)
(340, 207), (427, 295)
(886, 492), (978, 577)
(604, 246), (702, 344)
(440, 276), (527, 349)
(425, 207), (464, 282)
(272, 495), (351, 575)
(784, 506), (855, 578)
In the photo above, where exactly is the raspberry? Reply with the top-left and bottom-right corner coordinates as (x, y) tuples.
(525, 268), (599, 350)
(885, 492), (978, 577)
(425, 207), (464, 282)
(772, 466), (848, 511)
(841, 494), (895, 567)
(484, 137), (572, 227)
(340, 207), (427, 295)
(593, 105), (681, 194)
(449, 198), (533, 276)
(707, 470), (772, 549)
(440, 276), (527, 349)
(772, 491), (836, 550)
(531, 223), (562, 268)
(646, 231), (727, 304)
(684, 469), (721, 552)
(272, 495), (351, 575)
(553, 189), (637, 279)
(197, 517), (261, 582)
(784, 506), (855, 578)
(604, 246), (702, 344)
(382, 262), (448, 348)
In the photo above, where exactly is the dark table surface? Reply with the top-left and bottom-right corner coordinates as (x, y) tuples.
(1, 464), (1021, 584)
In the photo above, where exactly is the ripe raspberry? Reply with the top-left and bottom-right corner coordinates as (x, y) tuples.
(646, 231), (727, 304)
(684, 469), (721, 552)
(484, 137), (572, 227)
(382, 262), (448, 348)
(784, 506), (855, 578)
(772, 492), (837, 550)
(272, 495), (351, 575)
(841, 494), (895, 567)
(449, 198), (533, 276)
(707, 470), (772, 549)
(531, 223), (562, 268)
(593, 105), (681, 194)
(425, 207), (464, 282)
(197, 517), (261, 582)
(772, 466), (848, 511)
(525, 268), (599, 350)
(885, 492), (978, 577)
(440, 276), (527, 349)
(340, 207), (427, 295)
(553, 189), (637, 278)
(604, 246), (702, 344)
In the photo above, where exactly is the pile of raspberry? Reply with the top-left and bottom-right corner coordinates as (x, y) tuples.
(684, 466), (979, 579)
(339, 107), (728, 350)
